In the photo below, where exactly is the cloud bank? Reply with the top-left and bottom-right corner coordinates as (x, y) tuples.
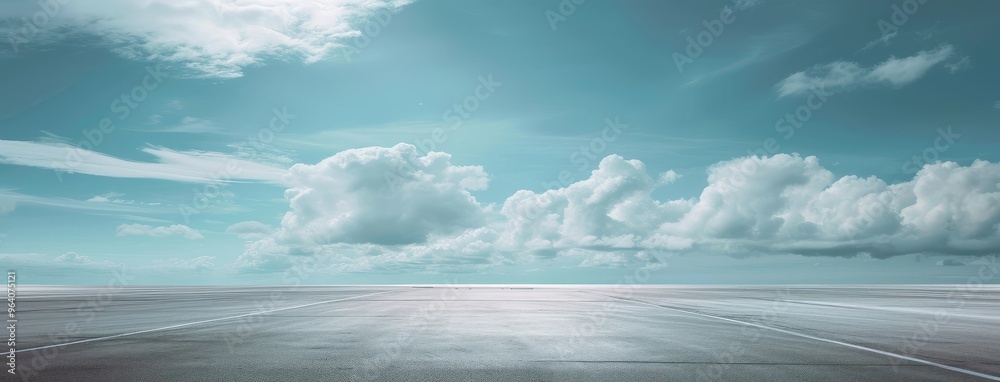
(236, 144), (1000, 274)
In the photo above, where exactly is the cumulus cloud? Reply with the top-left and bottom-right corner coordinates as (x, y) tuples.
(55, 252), (90, 264)
(661, 154), (835, 241)
(236, 144), (500, 273)
(673, 156), (1000, 257)
(117, 224), (204, 239)
(496, 155), (691, 253)
(275, 143), (489, 246)
(226, 221), (275, 240)
(0, 140), (287, 183)
(2, 0), (411, 78)
(658, 170), (680, 185)
(237, 144), (1000, 275)
(777, 45), (955, 97)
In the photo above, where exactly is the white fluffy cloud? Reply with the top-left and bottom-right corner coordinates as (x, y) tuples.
(5, 0), (411, 78)
(275, 143), (490, 246)
(496, 155), (691, 253)
(656, 155), (1000, 257)
(237, 144), (497, 273)
(55, 251), (90, 264)
(239, 145), (1000, 274)
(776, 45), (956, 97)
(117, 224), (204, 239)
(660, 154), (835, 241)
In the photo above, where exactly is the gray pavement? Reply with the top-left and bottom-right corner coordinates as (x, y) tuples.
(8, 285), (1000, 381)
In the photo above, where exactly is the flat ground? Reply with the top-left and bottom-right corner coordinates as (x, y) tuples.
(9, 285), (1000, 381)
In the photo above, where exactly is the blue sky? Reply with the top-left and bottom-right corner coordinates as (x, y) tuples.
(1, 0), (998, 284)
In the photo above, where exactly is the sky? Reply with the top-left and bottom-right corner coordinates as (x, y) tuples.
(0, 0), (998, 285)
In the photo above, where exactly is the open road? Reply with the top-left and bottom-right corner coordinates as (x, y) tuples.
(8, 285), (1000, 381)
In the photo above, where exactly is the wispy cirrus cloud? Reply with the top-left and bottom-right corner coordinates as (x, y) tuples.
(777, 45), (956, 97)
(136, 117), (228, 134)
(733, 0), (762, 11)
(0, 140), (288, 183)
(0, 189), (162, 215)
(857, 32), (897, 53)
(116, 224), (204, 240)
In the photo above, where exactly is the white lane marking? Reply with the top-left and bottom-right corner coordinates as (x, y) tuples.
(16, 290), (395, 353)
(778, 299), (1000, 322)
(584, 291), (1000, 381)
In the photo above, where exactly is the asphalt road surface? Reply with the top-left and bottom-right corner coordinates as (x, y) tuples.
(9, 285), (1000, 381)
